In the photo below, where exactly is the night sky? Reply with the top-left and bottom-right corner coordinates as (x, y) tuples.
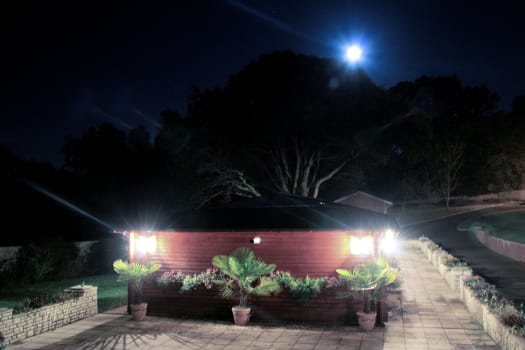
(2, 1), (524, 163)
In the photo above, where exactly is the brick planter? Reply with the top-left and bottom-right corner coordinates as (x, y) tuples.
(418, 238), (525, 350)
(0, 285), (97, 345)
(481, 304), (525, 350)
(148, 284), (388, 325)
(426, 247), (433, 261)
(431, 250), (440, 267)
(445, 266), (472, 293)
(418, 240), (429, 255)
(461, 283), (484, 322)
(438, 258), (449, 276)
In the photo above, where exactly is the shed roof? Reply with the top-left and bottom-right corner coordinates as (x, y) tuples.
(174, 194), (394, 231)
(335, 191), (393, 206)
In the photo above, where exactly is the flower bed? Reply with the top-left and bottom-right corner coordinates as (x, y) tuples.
(153, 267), (389, 324)
(461, 278), (484, 322)
(418, 236), (525, 350)
(0, 285), (97, 345)
(157, 268), (346, 307)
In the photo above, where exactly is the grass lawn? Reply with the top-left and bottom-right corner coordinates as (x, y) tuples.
(0, 273), (127, 312)
(458, 210), (525, 244)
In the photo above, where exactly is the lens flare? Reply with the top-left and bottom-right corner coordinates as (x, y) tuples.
(25, 181), (113, 230)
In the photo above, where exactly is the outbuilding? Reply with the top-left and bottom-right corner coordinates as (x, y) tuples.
(335, 191), (393, 214)
(129, 194), (396, 324)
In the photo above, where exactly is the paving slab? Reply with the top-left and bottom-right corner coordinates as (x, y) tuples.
(383, 242), (500, 350)
(7, 241), (501, 350)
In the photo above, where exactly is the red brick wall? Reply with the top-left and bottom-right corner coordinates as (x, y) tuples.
(134, 230), (378, 276)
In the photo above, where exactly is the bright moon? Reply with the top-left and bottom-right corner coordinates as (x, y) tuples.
(345, 45), (362, 62)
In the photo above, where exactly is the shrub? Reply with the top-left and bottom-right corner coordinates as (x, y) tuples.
(158, 268), (346, 305)
(157, 271), (185, 288)
(465, 275), (525, 338)
(181, 269), (223, 292)
(427, 242), (441, 252)
(464, 276), (506, 312)
(287, 277), (326, 305)
(12, 239), (79, 283)
(505, 306), (525, 337)
(0, 258), (14, 283)
(85, 237), (128, 275)
(270, 271), (331, 305)
(441, 255), (467, 268)
(157, 268), (224, 291)
(12, 291), (82, 315)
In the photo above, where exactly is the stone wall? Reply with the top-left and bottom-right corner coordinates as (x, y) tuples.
(460, 282), (525, 350)
(0, 285), (97, 345)
(472, 227), (525, 263)
(399, 189), (525, 206)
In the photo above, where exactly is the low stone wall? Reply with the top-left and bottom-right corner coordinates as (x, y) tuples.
(461, 284), (484, 323)
(459, 283), (525, 350)
(418, 238), (525, 350)
(400, 189), (525, 206)
(0, 285), (97, 345)
(472, 227), (525, 263)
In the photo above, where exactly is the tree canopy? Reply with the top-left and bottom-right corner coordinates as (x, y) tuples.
(3, 50), (524, 243)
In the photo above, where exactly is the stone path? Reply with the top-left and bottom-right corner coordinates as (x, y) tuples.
(383, 242), (499, 350)
(404, 204), (525, 305)
(7, 241), (500, 350)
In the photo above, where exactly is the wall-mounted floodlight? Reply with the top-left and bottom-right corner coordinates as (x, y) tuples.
(350, 236), (374, 255)
(135, 235), (157, 254)
(250, 236), (261, 244)
(380, 229), (399, 255)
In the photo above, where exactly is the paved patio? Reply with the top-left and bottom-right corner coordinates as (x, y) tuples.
(8, 241), (500, 350)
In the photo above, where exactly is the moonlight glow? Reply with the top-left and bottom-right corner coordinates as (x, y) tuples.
(345, 45), (362, 62)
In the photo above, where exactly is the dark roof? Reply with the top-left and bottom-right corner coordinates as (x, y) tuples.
(335, 191), (393, 205)
(174, 194), (395, 231)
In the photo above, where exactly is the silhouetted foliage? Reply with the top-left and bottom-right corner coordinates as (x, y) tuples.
(12, 239), (79, 283)
(84, 237), (128, 275)
(2, 50), (524, 247)
(184, 51), (394, 200)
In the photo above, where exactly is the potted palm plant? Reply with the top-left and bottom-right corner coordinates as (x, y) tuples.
(336, 257), (397, 331)
(113, 259), (161, 320)
(212, 247), (281, 325)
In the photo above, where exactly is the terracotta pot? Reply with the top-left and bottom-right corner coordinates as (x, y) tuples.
(232, 306), (251, 326)
(357, 311), (377, 331)
(130, 303), (148, 321)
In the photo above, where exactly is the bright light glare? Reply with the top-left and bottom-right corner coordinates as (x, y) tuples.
(136, 235), (157, 254)
(345, 45), (362, 62)
(350, 236), (374, 255)
(252, 236), (261, 244)
(380, 229), (398, 255)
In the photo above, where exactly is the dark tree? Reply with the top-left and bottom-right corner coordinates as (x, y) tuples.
(180, 51), (393, 201)
(431, 136), (465, 209)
